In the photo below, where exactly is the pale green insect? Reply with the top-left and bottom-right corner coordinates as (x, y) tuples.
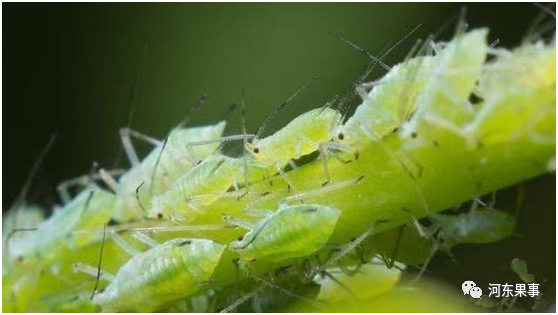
(92, 238), (226, 312)
(102, 121), (228, 222)
(13, 187), (116, 265)
(411, 201), (516, 283)
(333, 55), (435, 149)
(464, 41), (556, 144)
(400, 28), (489, 143)
(149, 154), (244, 221)
(229, 204), (341, 262)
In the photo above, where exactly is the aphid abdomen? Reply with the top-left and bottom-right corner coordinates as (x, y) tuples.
(150, 155), (241, 221)
(233, 204), (341, 262)
(253, 108), (340, 165)
(94, 238), (225, 312)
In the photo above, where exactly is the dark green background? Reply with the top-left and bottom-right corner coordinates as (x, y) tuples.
(3, 3), (555, 308)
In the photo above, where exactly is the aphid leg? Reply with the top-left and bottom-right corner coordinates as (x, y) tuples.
(244, 188), (289, 212)
(220, 286), (265, 313)
(408, 241), (440, 286)
(110, 231), (141, 256)
(275, 162), (298, 193)
(56, 169), (126, 204)
(185, 134), (255, 165)
(313, 221), (384, 277)
(298, 136), (331, 185)
(282, 176), (365, 205)
(222, 214), (254, 230)
(323, 270), (358, 297)
(422, 113), (478, 148)
(130, 231), (159, 248)
(72, 262), (115, 282)
(99, 168), (119, 193)
(359, 123), (423, 180)
(119, 127), (163, 167)
(238, 261), (323, 308)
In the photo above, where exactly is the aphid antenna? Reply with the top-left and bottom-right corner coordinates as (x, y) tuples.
(254, 77), (317, 140)
(91, 223), (107, 300)
(135, 181), (146, 212)
(282, 176), (365, 205)
(112, 43), (148, 168)
(178, 93), (208, 128)
(10, 133), (57, 229)
(220, 285), (265, 313)
(4, 227), (38, 258)
(187, 190), (260, 203)
(70, 223), (232, 237)
(150, 134), (169, 194)
(362, 23), (422, 81)
(345, 23), (421, 109)
(329, 31), (392, 71)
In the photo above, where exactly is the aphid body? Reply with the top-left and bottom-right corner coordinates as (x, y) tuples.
(149, 154), (243, 221)
(231, 203), (341, 262)
(432, 208), (515, 247)
(93, 238), (225, 312)
(113, 122), (227, 222)
(245, 108), (342, 167)
(333, 55), (435, 149)
(400, 29), (488, 140)
(18, 187), (116, 264)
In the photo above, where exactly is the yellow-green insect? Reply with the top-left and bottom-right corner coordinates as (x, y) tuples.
(229, 203), (341, 262)
(13, 187), (116, 265)
(102, 120), (228, 222)
(149, 154), (244, 221)
(91, 238), (225, 312)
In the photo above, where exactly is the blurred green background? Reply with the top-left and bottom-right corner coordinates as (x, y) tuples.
(3, 2), (555, 309)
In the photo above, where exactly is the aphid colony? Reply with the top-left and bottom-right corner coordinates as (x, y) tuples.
(3, 23), (555, 312)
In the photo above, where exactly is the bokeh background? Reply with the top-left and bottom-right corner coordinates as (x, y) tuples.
(3, 2), (555, 309)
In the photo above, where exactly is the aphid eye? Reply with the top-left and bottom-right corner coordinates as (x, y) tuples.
(253, 147), (260, 154)
(178, 240), (192, 246)
(237, 235), (244, 241)
(338, 132), (345, 140)
(157, 213), (163, 219)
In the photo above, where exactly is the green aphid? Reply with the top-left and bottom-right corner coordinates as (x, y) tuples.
(108, 121), (228, 222)
(230, 204), (341, 262)
(149, 154), (243, 221)
(466, 42), (556, 144)
(93, 238), (226, 312)
(432, 208), (515, 247)
(333, 55), (435, 149)
(11, 187), (115, 265)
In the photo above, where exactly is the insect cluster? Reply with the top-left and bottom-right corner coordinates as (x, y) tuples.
(3, 19), (555, 312)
